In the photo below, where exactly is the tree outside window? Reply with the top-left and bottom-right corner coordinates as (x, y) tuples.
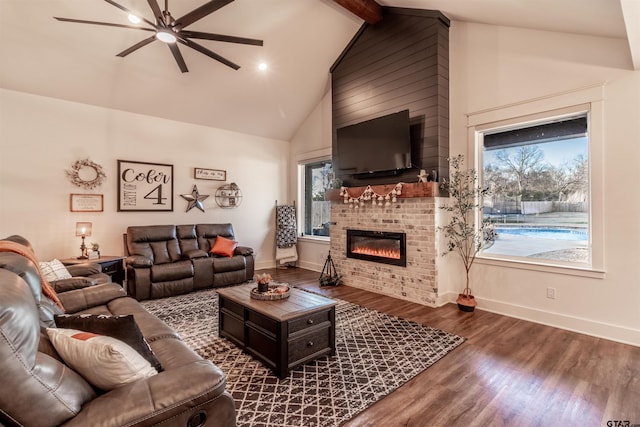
(302, 160), (333, 237)
(481, 115), (590, 265)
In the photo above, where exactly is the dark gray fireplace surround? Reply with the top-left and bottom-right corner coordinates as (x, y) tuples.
(347, 229), (407, 267)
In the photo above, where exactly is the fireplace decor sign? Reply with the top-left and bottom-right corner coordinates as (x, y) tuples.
(117, 160), (173, 212)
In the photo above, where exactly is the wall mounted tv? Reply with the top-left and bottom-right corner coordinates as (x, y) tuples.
(336, 110), (412, 180)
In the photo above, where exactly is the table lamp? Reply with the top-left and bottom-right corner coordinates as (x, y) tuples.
(75, 222), (92, 259)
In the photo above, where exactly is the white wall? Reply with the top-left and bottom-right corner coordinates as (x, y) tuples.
(0, 89), (290, 270)
(289, 86), (333, 271)
(291, 23), (640, 345)
(446, 22), (640, 345)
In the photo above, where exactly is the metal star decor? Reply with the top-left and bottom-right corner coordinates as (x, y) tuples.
(181, 185), (209, 212)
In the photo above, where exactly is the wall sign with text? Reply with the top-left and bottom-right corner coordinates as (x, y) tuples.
(117, 160), (173, 212)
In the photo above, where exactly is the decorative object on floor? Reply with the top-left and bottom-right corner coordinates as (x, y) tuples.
(340, 183), (403, 209)
(66, 159), (106, 190)
(70, 193), (104, 212)
(255, 273), (272, 292)
(117, 160), (173, 212)
(181, 185), (209, 212)
(215, 183), (242, 208)
(275, 201), (298, 267)
(142, 288), (464, 427)
(319, 251), (341, 286)
(75, 222), (92, 259)
(194, 168), (226, 181)
(438, 155), (492, 312)
(417, 169), (428, 182)
(54, 0), (263, 73)
(250, 282), (290, 300)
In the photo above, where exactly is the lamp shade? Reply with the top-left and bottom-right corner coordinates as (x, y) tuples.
(75, 222), (92, 237)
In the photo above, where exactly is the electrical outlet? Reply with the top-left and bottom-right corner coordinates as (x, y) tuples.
(546, 287), (556, 299)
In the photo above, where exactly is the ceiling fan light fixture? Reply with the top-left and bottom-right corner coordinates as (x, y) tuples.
(127, 14), (141, 24)
(156, 30), (177, 43)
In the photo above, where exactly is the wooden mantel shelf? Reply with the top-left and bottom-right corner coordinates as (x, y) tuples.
(326, 181), (439, 201)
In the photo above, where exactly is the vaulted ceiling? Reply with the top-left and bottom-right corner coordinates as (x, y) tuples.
(0, 0), (636, 141)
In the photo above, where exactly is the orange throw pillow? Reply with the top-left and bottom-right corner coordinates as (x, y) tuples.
(210, 236), (238, 257)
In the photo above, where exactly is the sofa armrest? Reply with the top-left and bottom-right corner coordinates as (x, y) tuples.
(63, 360), (236, 427)
(126, 255), (152, 268)
(58, 283), (127, 313)
(65, 263), (102, 276)
(182, 249), (209, 260)
(51, 277), (96, 293)
(235, 246), (253, 256)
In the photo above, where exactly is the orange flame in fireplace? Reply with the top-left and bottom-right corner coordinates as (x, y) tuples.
(352, 247), (401, 259)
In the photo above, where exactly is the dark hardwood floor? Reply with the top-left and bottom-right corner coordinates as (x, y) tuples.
(260, 267), (640, 427)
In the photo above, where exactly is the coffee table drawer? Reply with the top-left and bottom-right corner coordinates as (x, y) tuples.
(288, 326), (331, 365)
(247, 310), (277, 335)
(220, 297), (244, 317)
(288, 309), (332, 334)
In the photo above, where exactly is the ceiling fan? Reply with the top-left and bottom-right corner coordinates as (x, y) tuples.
(54, 0), (263, 72)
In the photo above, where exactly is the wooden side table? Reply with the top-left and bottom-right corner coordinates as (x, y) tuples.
(61, 255), (126, 286)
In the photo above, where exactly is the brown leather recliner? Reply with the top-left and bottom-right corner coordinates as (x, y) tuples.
(0, 235), (236, 427)
(124, 223), (254, 301)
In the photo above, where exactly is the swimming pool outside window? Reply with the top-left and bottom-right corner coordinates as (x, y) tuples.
(478, 113), (590, 266)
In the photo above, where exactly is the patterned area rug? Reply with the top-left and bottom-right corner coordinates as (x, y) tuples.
(142, 288), (464, 427)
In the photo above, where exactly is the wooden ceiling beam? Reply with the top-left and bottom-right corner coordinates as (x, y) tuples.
(333, 0), (383, 25)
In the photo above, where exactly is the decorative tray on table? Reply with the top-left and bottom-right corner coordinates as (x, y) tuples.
(250, 282), (291, 300)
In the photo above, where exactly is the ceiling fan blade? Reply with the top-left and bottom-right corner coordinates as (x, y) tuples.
(179, 38), (240, 70)
(147, 0), (164, 26)
(54, 17), (155, 32)
(103, 0), (156, 27)
(175, 0), (234, 29)
(168, 44), (189, 73)
(180, 30), (263, 46)
(116, 36), (156, 57)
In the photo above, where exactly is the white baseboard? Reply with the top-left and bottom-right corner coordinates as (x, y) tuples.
(298, 260), (323, 272)
(475, 296), (640, 347)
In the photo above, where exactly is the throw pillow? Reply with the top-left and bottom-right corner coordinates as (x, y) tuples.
(39, 259), (72, 282)
(54, 314), (162, 371)
(46, 327), (158, 391)
(210, 235), (238, 257)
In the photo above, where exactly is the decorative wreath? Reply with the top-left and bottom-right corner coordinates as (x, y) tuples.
(66, 159), (106, 190)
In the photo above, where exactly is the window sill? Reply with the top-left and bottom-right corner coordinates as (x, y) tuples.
(476, 255), (605, 279)
(298, 235), (330, 244)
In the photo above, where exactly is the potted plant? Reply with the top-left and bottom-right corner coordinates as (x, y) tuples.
(438, 155), (492, 312)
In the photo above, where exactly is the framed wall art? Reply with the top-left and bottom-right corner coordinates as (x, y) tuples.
(117, 160), (173, 212)
(70, 194), (104, 212)
(194, 168), (226, 181)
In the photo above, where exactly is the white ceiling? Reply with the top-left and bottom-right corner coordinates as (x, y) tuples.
(0, 0), (637, 141)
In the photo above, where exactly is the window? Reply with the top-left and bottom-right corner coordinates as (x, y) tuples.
(301, 160), (333, 237)
(479, 113), (591, 266)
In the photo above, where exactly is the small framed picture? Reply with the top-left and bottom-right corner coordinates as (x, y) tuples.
(70, 194), (104, 212)
(194, 168), (226, 181)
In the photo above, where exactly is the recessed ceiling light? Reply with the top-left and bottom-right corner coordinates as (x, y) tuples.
(127, 14), (141, 24)
(258, 62), (268, 71)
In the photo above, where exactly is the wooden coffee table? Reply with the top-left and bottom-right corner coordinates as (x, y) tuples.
(217, 283), (337, 379)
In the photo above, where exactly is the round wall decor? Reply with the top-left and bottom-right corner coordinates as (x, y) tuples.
(215, 183), (242, 208)
(66, 159), (106, 190)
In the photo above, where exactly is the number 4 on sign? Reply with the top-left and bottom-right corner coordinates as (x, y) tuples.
(144, 185), (167, 205)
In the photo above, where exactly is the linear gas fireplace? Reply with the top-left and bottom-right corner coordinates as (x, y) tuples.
(346, 229), (407, 267)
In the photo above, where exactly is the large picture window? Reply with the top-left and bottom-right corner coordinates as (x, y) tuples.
(300, 160), (333, 237)
(479, 113), (590, 266)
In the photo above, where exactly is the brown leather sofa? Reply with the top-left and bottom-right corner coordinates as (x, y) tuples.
(124, 223), (254, 301)
(0, 235), (236, 427)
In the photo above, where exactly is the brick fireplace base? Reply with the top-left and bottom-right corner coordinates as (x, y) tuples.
(330, 197), (438, 306)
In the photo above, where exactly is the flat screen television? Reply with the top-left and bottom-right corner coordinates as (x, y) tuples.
(336, 110), (412, 178)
